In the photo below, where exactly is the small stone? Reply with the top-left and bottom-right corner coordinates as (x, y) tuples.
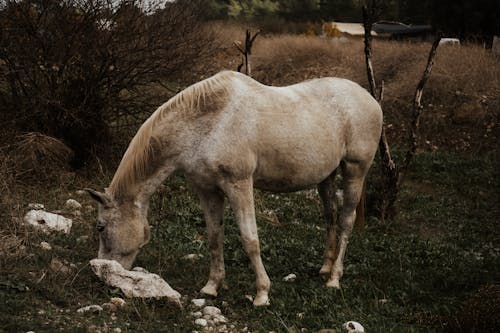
(112, 328), (122, 333)
(110, 297), (126, 308)
(132, 266), (149, 273)
(283, 273), (297, 282)
(192, 311), (203, 318)
(342, 321), (364, 332)
(203, 305), (222, 317)
(40, 241), (52, 251)
(194, 318), (208, 327)
(49, 258), (73, 275)
(77, 305), (103, 314)
(28, 203), (45, 210)
(183, 253), (203, 261)
(75, 190), (87, 196)
(191, 298), (206, 307)
(65, 199), (82, 210)
(24, 210), (72, 234)
(214, 314), (227, 323)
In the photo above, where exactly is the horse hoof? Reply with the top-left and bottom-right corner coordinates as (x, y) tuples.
(253, 293), (270, 306)
(200, 285), (218, 297)
(326, 279), (341, 289)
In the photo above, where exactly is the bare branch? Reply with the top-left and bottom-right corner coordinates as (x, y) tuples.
(403, 34), (442, 172)
(234, 29), (260, 76)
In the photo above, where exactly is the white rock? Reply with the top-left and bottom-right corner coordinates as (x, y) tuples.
(89, 259), (181, 306)
(194, 318), (208, 327)
(214, 314), (228, 323)
(283, 273), (297, 282)
(28, 203), (45, 210)
(191, 298), (206, 307)
(132, 266), (149, 273)
(183, 253), (203, 261)
(343, 321), (365, 332)
(203, 305), (222, 317)
(192, 311), (203, 318)
(77, 305), (103, 313)
(40, 241), (52, 251)
(65, 199), (82, 210)
(24, 210), (72, 234)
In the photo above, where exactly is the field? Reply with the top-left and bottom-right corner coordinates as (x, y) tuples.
(1, 26), (499, 332)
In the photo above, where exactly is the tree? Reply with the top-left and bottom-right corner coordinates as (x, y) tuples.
(0, 0), (217, 167)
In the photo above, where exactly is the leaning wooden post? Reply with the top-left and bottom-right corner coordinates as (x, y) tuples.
(399, 34), (442, 182)
(362, 0), (399, 223)
(234, 29), (260, 77)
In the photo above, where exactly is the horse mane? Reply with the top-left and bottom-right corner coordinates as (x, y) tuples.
(108, 71), (237, 198)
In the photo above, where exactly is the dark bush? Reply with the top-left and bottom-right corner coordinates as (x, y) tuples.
(0, 0), (217, 167)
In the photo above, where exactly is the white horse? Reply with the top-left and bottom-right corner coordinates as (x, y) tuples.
(86, 70), (382, 306)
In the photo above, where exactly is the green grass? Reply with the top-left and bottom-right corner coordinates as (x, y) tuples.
(1, 152), (498, 332)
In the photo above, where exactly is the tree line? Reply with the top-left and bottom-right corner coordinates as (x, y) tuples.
(200, 0), (500, 41)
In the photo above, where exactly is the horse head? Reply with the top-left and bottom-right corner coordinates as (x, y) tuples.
(86, 188), (150, 269)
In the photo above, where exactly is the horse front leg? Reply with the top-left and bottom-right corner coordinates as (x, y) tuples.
(327, 161), (366, 289)
(222, 178), (271, 306)
(195, 187), (226, 297)
(318, 169), (339, 275)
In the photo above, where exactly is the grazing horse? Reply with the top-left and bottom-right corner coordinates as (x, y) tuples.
(86, 70), (382, 306)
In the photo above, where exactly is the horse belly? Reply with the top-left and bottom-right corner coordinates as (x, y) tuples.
(253, 141), (342, 193)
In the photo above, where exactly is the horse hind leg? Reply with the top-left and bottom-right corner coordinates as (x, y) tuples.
(318, 168), (339, 275)
(195, 187), (226, 297)
(326, 160), (367, 289)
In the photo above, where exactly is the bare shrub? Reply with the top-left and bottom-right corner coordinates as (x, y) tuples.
(0, 0), (218, 167)
(11, 132), (74, 179)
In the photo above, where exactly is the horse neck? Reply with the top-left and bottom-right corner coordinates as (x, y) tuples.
(134, 163), (176, 206)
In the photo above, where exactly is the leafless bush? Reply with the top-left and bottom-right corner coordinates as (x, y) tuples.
(12, 132), (74, 177)
(0, 0), (218, 167)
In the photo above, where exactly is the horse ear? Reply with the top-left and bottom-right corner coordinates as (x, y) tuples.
(85, 188), (114, 208)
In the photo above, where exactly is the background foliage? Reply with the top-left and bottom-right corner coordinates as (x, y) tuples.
(199, 0), (500, 40)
